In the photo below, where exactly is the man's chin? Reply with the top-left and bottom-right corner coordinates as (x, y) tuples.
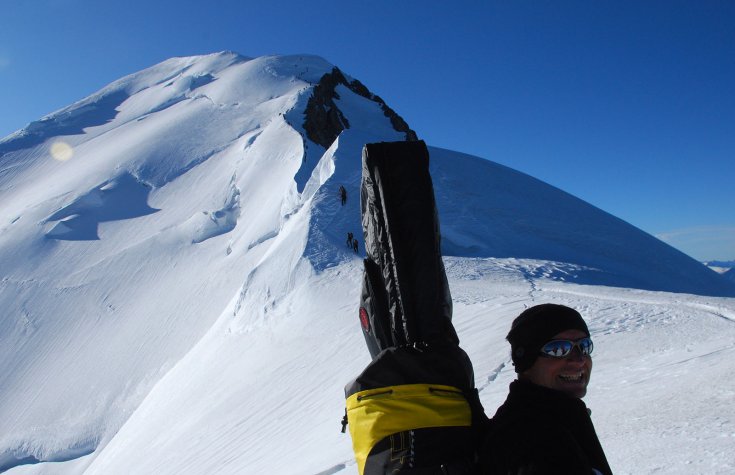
(556, 379), (588, 398)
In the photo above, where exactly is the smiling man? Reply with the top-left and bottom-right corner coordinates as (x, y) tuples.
(479, 304), (613, 474)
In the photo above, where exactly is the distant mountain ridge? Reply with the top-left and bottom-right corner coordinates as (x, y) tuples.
(705, 260), (735, 269)
(704, 260), (735, 282)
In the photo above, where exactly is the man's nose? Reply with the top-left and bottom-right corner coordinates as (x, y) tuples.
(567, 347), (586, 362)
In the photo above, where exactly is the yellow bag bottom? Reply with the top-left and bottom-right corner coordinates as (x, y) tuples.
(346, 383), (472, 475)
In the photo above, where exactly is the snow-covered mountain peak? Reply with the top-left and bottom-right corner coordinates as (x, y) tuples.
(0, 52), (425, 472)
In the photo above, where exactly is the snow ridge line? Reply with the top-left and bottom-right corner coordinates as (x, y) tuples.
(0, 442), (96, 474)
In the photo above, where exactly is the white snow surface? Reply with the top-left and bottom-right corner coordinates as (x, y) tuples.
(1, 52), (734, 474)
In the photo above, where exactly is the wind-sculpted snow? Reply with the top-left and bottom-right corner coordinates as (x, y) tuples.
(45, 173), (158, 240)
(0, 52), (734, 474)
(0, 443), (96, 473)
(0, 53), (246, 160)
(187, 177), (241, 245)
(0, 90), (129, 157)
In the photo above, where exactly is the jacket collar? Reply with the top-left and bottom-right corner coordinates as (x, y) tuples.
(503, 379), (589, 417)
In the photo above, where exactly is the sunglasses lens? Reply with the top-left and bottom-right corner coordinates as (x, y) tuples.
(541, 340), (573, 357)
(579, 338), (593, 356)
(540, 338), (594, 357)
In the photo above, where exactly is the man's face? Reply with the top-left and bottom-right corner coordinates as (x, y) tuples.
(521, 329), (592, 398)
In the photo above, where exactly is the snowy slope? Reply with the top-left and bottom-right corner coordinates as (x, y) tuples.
(1, 52), (734, 474)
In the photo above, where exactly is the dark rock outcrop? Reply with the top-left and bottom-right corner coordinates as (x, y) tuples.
(303, 68), (417, 148)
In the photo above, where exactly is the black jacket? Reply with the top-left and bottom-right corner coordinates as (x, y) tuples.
(478, 380), (612, 475)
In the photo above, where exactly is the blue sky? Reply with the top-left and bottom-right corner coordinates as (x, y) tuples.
(1, 0), (733, 261)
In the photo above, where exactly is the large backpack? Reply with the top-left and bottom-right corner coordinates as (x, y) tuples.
(343, 141), (487, 475)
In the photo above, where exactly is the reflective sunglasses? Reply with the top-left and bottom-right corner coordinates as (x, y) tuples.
(539, 337), (593, 358)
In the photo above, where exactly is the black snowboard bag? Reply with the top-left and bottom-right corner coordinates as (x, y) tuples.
(343, 141), (486, 475)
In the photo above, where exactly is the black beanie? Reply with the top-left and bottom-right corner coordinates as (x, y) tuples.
(506, 304), (590, 373)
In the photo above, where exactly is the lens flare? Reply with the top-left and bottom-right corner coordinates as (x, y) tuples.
(50, 141), (74, 161)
